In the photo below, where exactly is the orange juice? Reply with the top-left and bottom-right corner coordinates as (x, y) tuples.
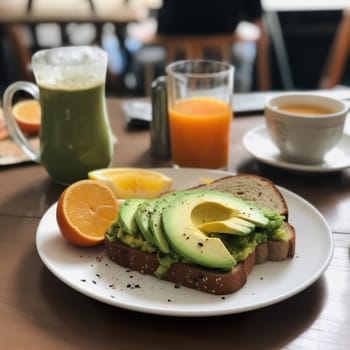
(168, 97), (232, 169)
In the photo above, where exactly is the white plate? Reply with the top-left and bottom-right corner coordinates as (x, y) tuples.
(36, 168), (333, 317)
(243, 126), (350, 173)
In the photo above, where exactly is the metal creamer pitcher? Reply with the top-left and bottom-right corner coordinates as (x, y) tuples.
(150, 76), (171, 157)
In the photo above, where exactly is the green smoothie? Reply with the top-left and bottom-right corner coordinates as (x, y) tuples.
(39, 83), (113, 184)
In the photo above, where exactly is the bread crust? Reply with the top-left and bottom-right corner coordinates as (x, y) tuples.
(194, 174), (289, 218)
(105, 223), (295, 295)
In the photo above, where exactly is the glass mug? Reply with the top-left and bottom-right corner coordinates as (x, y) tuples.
(2, 46), (114, 185)
(166, 59), (234, 169)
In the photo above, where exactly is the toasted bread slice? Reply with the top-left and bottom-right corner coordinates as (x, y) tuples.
(105, 174), (295, 295)
(105, 222), (295, 295)
(195, 174), (288, 218)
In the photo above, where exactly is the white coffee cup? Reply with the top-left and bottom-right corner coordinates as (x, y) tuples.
(265, 93), (348, 164)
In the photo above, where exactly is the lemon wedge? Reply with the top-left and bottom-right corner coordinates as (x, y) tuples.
(88, 167), (173, 199)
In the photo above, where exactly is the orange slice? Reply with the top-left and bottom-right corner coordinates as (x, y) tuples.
(88, 167), (173, 199)
(0, 107), (10, 140)
(13, 99), (41, 134)
(56, 180), (120, 247)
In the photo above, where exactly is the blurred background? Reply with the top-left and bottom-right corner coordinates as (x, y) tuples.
(0, 0), (349, 97)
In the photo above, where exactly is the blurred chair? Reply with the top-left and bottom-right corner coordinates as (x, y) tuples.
(4, 24), (33, 81)
(319, 7), (350, 89)
(131, 20), (271, 96)
(153, 33), (234, 62)
(3, 23), (126, 95)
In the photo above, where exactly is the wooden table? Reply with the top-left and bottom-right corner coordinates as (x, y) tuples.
(0, 0), (162, 24)
(1, 98), (349, 349)
(0, 0), (161, 84)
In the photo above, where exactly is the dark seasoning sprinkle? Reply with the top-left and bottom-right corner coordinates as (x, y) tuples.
(79, 255), (232, 303)
(81, 257), (235, 305)
(79, 254), (145, 295)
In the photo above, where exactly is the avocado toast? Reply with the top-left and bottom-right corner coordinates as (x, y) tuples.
(105, 174), (295, 295)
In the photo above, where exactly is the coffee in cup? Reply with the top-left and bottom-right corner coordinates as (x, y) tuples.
(265, 93), (348, 164)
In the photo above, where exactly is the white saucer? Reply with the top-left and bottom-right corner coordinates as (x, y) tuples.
(243, 126), (350, 173)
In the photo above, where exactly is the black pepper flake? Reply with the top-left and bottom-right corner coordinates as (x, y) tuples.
(80, 279), (86, 283)
(92, 280), (97, 284)
(197, 242), (204, 247)
(96, 274), (101, 278)
(167, 299), (172, 302)
(126, 283), (141, 289)
(260, 277), (264, 280)
(221, 296), (226, 300)
(174, 284), (180, 289)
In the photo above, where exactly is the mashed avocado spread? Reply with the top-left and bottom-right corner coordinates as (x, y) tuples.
(105, 191), (287, 277)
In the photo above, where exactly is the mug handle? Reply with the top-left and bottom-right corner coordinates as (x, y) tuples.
(2, 81), (40, 162)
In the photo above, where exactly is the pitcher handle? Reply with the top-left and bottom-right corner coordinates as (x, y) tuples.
(2, 81), (40, 162)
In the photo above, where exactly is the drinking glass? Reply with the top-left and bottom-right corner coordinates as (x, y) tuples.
(166, 59), (234, 169)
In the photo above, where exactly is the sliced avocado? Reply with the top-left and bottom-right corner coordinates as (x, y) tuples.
(118, 198), (145, 235)
(237, 205), (269, 227)
(162, 190), (269, 269)
(199, 217), (255, 235)
(189, 196), (268, 228)
(149, 192), (183, 253)
(134, 199), (156, 244)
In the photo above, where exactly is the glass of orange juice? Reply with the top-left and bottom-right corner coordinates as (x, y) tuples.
(166, 60), (234, 169)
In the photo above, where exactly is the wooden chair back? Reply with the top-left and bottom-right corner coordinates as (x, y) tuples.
(150, 29), (271, 91)
(320, 8), (350, 89)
